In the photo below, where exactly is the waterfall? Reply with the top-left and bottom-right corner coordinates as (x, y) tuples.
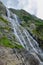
(6, 8), (28, 49)
(6, 8), (43, 64)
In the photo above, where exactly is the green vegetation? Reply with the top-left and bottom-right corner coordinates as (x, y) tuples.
(33, 25), (43, 40)
(0, 16), (8, 24)
(9, 8), (34, 21)
(0, 36), (14, 48)
(14, 43), (23, 49)
(0, 16), (13, 32)
(0, 36), (23, 49)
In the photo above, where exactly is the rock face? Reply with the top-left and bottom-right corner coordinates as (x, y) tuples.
(0, 1), (7, 16)
(0, 46), (39, 65)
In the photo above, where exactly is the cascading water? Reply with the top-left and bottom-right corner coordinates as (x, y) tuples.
(7, 8), (28, 49)
(6, 8), (43, 65)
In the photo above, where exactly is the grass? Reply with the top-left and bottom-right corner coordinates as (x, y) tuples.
(0, 16), (13, 32)
(0, 36), (23, 49)
(33, 28), (43, 40)
(0, 16), (8, 24)
(14, 43), (23, 49)
(0, 26), (12, 32)
(0, 36), (14, 48)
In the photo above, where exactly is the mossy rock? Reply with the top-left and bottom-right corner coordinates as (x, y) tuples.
(0, 2), (7, 16)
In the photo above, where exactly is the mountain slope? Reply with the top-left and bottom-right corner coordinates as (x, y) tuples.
(0, 1), (43, 65)
(9, 8), (43, 49)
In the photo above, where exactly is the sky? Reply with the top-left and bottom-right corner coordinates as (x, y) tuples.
(0, 0), (43, 19)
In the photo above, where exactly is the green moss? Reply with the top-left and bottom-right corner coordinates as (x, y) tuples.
(0, 36), (14, 48)
(0, 26), (12, 32)
(35, 21), (43, 26)
(0, 16), (8, 24)
(0, 36), (23, 49)
(14, 43), (23, 49)
(33, 29), (43, 40)
(0, 2), (6, 15)
(0, 16), (12, 32)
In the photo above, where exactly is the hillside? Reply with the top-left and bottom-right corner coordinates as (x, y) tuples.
(9, 8), (43, 49)
(0, 1), (43, 65)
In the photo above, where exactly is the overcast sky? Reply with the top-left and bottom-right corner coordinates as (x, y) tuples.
(0, 0), (43, 19)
